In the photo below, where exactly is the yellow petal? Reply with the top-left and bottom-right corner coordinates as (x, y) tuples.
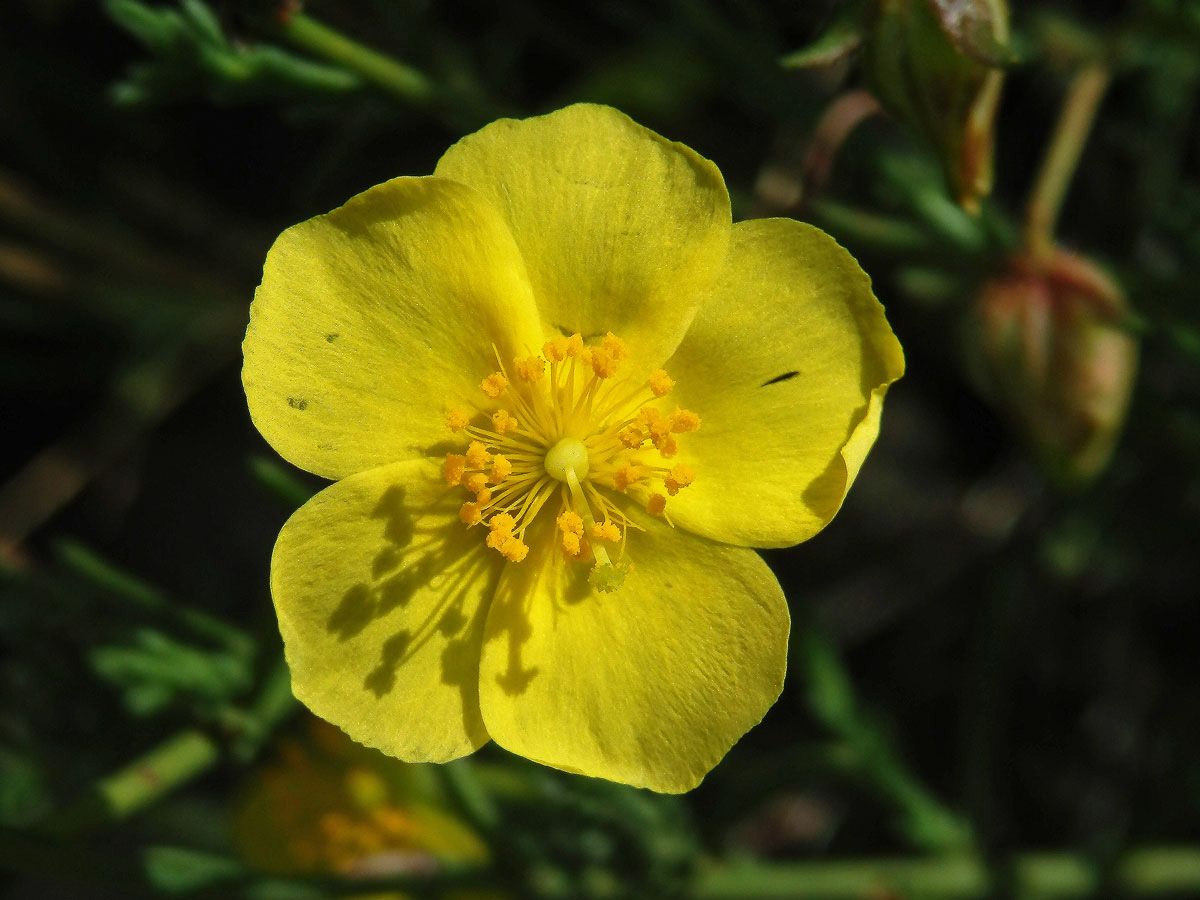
(272, 459), (501, 762)
(434, 104), (731, 371)
(243, 176), (543, 480)
(664, 218), (904, 547)
(476, 518), (789, 792)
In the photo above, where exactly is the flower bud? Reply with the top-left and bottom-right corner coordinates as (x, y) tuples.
(862, 0), (1010, 214)
(965, 249), (1139, 485)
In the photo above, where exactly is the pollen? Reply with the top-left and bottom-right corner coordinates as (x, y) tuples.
(465, 441), (491, 469)
(618, 425), (645, 449)
(491, 409), (518, 434)
(490, 455), (513, 483)
(589, 347), (621, 378)
(665, 464), (695, 496)
(613, 463), (642, 492)
(561, 531), (582, 557)
(443, 331), (700, 590)
(591, 522), (620, 542)
(648, 369), (675, 397)
(459, 502), (483, 526)
(514, 355), (545, 382)
(671, 408), (701, 433)
(481, 372), (508, 398)
(602, 332), (629, 360)
(442, 453), (466, 485)
(557, 510), (584, 536)
(500, 536), (529, 562)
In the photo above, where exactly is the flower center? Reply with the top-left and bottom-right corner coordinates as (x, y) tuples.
(543, 437), (590, 483)
(441, 332), (699, 593)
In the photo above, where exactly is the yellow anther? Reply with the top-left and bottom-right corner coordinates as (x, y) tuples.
(543, 337), (569, 362)
(465, 441), (492, 469)
(671, 408), (701, 433)
(648, 369), (675, 397)
(514, 354), (545, 382)
(459, 502), (483, 526)
(465, 473), (489, 494)
(665, 464), (695, 496)
(556, 510), (584, 535)
(564, 333), (584, 357)
(474, 487), (493, 505)
(613, 463), (642, 493)
(481, 372), (508, 398)
(489, 455), (512, 483)
(486, 514), (515, 549)
(445, 408), (470, 431)
(602, 332), (629, 360)
(591, 522), (621, 542)
(561, 531), (582, 557)
(442, 453), (466, 485)
(491, 409), (518, 434)
(656, 433), (679, 458)
(617, 425), (645, 448)
(647, 493), (667, 516)
(589, 347), (621, 378)
(500, 536), (529, 562)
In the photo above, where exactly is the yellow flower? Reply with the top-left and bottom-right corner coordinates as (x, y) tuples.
(243, 104), (904, 793)
(234, 718), (488, 882)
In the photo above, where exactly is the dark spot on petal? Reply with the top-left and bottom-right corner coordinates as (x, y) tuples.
(326, 333), (339, 343)
(761, 371), (799, 387)
(287, 396), (309, 410)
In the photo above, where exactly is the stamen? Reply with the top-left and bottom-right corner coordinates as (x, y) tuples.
(649, 369), (675, 396)
(481, 372), (508, 398)
(665, 464), (694, 496)
(445, 331), (694, 588)
(443, 454), (466, 485)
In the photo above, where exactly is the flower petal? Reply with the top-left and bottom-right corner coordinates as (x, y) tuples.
(243, 176), (544, 480)
(663, 219), (905, 548)
(272, 459), (501, 762)
(476, 519), (789, 792)
(434, 104), (732, 370)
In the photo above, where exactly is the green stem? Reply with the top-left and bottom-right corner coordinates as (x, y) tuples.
(54, 538), (254, 657)
(44, 658), (296, 835)
(276, 13), (437, 106)
(694, 848), (1200, 899)
(1025, 64), (1110, 261)
(440, 758), (501, 835)
(795, 629), (974, 852)
(45, 729), (219, 837)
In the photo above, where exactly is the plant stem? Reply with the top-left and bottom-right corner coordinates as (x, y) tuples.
(46, 729), (219, 836)
(1025, 64), (1111, 261)
(276, 13), (437, 106)
(44, 657), (296, 835)
(694, 848), (1200, 899)
(795, 628), (974, 852)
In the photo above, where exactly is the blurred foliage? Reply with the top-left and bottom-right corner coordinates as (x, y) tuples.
(1, 0), (1200, 897)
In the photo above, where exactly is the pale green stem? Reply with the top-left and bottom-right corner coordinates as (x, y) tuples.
(1025, 64), (1111, 261)
(694, 848), (1200, 899)
(276, 13), (437, 106)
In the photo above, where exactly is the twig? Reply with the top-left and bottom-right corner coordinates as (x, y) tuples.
(1025, 64), (1111, 261)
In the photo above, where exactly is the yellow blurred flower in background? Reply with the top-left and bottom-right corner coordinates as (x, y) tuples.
(236, 718), (489, 895)
(242, 104), (903, 792)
